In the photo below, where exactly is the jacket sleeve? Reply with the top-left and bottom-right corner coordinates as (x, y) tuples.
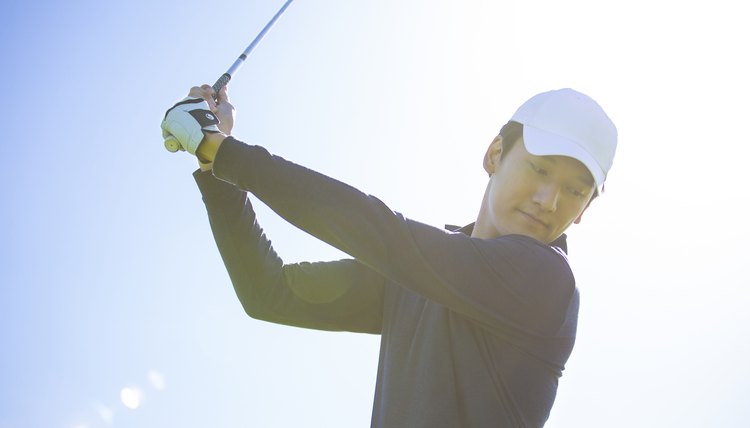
(210, 138), (577, 337)
(194, 169), (385, 334)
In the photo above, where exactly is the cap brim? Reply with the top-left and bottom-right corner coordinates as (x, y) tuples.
(522, 125), (606, 193)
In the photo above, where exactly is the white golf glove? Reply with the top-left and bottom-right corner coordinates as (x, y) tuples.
(161, 97), (222, 154)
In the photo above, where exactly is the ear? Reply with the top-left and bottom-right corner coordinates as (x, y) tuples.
(573, 211), (585, 224)
(573, 201), (592, 225)
(483, 135), (504, 175)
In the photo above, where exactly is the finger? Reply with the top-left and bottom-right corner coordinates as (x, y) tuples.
(200, 84), (213, 96)
(188, 86), (204, 98)
(197, 84), (218, 112)
(216, 85), (231, 104)
(206, 97), (218, 112)
(188, 84), (214, 101)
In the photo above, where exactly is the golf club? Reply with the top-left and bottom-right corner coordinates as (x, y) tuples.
(164, 0), (295, 152)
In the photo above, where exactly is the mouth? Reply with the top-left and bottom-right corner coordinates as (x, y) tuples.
(519, 211), (549, 229)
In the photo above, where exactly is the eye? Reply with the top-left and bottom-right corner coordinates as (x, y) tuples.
(528, 161), (547, 176)
(566, 186), (587, 198)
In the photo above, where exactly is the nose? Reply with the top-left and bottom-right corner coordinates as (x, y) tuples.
(533, 183), (560, 212)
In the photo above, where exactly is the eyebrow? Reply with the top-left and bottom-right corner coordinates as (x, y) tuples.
(534, 156), (595, 187)
(577, 174), (595, 187)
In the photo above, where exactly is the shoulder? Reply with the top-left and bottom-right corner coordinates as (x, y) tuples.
(479, 234), (576, 308)
(482, 234), (573, 276)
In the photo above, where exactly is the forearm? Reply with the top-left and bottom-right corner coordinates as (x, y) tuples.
(194, 169), (282, 317)
(211, 138), (403, 268)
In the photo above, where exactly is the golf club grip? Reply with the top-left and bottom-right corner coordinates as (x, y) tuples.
(164, 135), (181, 152)
(212, 73), (232, 97)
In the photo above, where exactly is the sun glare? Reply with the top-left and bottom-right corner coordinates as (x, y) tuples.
(120, 387), (143, 410)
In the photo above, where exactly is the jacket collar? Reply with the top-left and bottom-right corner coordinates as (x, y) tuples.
(444, 222), (568, 254)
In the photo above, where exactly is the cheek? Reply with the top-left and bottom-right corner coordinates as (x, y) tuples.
(493, 174), (530, 202)
(488, 179), (522, 216)
(563, 195), (590, 215)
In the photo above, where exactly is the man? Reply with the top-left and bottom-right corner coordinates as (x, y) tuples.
(162, 85), (617, 427)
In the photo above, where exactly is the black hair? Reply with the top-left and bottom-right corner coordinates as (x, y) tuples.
(497, 120), (523, 159)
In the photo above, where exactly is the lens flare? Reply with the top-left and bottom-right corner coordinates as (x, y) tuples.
(93, 403), (114, 425)
(120, 387), (143, 409)
(147, 370), (166, 391)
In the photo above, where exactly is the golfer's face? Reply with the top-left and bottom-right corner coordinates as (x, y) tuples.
(485, 139), (595, 243)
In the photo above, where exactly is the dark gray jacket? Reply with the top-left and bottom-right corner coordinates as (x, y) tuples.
(194, 137), (579, 427)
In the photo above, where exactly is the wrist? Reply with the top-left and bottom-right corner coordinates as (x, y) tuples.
(196, 132), (228, 164)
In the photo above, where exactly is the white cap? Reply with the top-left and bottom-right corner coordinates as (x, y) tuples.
(511, 88), (617, 193)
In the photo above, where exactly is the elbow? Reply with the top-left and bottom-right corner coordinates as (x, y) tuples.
(239, 298), (272, 321)
(230, 270), (285, 322)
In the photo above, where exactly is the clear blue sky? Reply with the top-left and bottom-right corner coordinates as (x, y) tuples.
(2, 0), (749, 427)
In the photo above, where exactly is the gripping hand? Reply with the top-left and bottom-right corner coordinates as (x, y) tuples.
(161, 97), (222, 154)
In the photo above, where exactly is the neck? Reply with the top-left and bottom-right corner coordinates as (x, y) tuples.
(471, 182), (495, 239)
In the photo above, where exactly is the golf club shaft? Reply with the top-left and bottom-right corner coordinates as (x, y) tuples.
(211, 0), (294, 95)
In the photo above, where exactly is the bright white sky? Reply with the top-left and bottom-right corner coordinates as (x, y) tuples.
(2, 0), (749, 427)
